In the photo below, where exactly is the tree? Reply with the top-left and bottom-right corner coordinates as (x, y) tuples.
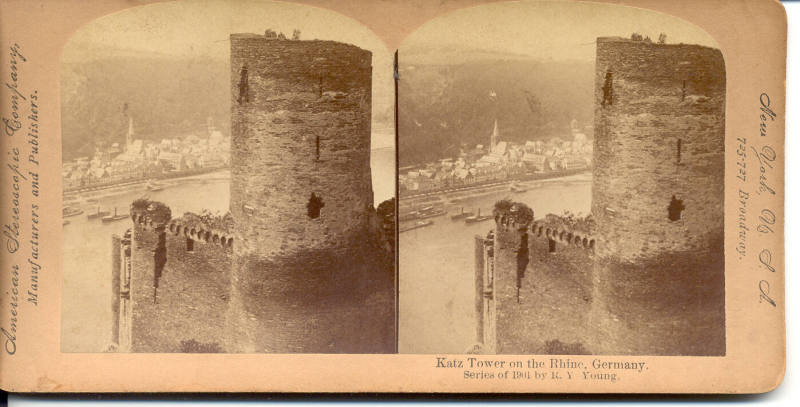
(658, 33), (667, 44)
(493, 199), (534, 227)
(292, 29), (301, 40)
(131, 198), (172, 224)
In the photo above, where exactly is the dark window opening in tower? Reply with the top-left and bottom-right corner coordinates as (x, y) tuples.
(677, 139), (682, 164)
(186, 238), (194, 252)
(548, 238), (556, 253)
(602, 71), (613, 106)
(667, 195), (685, 221)
(318, 75), (324, 97)
(307, 193), (325, 219)
(315, 135), (320, 161)
(681, 80), (687, 101)
(238, 66), (249, 104)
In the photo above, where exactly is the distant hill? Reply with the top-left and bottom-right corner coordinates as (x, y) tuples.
(398, 55), (594, 166)
(60, 53), (394, 161)
(61, 55), (231, 160)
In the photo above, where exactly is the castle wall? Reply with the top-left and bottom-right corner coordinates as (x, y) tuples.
(474, 233), (496, 353)
(110, 235), (121, 346)
(491, 222), (595, 354)
(128, 218), (233, 353)
(592, 37), (725, 261)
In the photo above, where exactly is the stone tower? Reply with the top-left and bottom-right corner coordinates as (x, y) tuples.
(590, 37), (726, 355)
(226, 34), (388, 353)
(591, 37), (725, 261)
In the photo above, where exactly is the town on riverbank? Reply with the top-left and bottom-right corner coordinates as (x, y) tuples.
(62, 116), (231, 196)
(399, 118), (592, 225)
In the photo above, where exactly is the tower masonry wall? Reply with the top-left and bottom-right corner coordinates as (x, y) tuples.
(588, 38), (726, 355)
(224, 35), (393, 353)
(230, 35), (374, 266)
(592, 37), (725, 262)
(128, 215), (233, 353)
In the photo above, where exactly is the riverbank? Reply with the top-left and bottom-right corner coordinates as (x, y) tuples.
(400, 171), (592, 214)
(63, 166), (229, 196)
(400, 169), (591, 206)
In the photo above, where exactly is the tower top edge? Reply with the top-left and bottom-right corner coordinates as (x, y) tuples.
(230, 33), (371, 54)
(596, 36), (721, 52)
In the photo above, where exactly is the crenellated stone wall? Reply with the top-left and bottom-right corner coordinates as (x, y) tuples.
(126, 213), (233, 353)
(481, 217), (595, 354)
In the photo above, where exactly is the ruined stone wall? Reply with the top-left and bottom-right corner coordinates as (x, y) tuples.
(592, 37), (725, 261)
(128, 215), (233, 353)
(491, 220), (595, 354)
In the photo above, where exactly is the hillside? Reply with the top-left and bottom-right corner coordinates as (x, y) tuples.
(398, 56), (594, 166)
(61, 54), (394, 161)
(61, 56), (231, 160)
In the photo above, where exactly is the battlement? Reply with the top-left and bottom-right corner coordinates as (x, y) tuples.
(492, 200), (597, 254)
(132, 213), (234, 250)
(477, 204), (596, 354)
(117, 206), (235, 352)
(529, 217), (596, 253)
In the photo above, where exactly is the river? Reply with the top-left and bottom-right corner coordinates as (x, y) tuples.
(398, 172), (592, 354)
(61, 151), (591, 354)
(61, 147), (395, 352)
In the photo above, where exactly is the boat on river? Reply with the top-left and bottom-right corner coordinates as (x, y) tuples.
(450, 207), (475, 220)
(102, 207), (129, 223)
(87, 206), (112, 220)
(399, 220), (434, 233)
(63, 206), (84, 218)
(146, 180), (166, 192)
(465, 208), (492, 224)
(509, 181), (528, 193)
(400, 205), (447, 222)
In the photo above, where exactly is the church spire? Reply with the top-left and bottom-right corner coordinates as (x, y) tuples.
(490, 119), (499, 151)
(126, 115), (134, 151)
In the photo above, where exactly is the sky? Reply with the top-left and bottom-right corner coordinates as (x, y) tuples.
(401, 0), (719, 62)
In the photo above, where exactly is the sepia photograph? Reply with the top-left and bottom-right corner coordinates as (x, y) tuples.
(0, 0), (787, 394)
(59, 0), (396, 353)
(398, 1), (726, 356)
